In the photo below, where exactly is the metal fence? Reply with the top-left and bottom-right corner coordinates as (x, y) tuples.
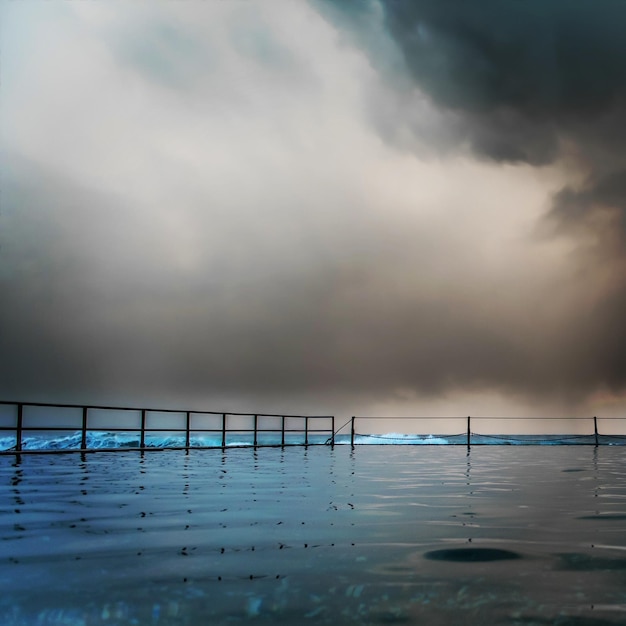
(0, 401), (335, 453)
(2, 403), (626, 454)
(348, 415), (626, 447)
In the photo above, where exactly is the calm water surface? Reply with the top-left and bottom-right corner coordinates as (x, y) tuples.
(1, 446), (626, 625)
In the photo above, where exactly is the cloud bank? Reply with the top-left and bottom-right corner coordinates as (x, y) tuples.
(1, 1), (625, 416)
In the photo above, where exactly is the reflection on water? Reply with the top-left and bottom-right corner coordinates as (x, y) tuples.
(1, 447), (626, 624)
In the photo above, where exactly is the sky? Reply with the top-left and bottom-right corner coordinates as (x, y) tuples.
(2, 0), (626, 422)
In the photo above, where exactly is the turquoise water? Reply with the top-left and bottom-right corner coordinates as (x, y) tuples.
(2, 446), (626, 624)
(3, 431), (626, 451)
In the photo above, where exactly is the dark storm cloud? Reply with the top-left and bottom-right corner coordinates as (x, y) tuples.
(3, 1), (626, 415)
(375, 0), (626, 161)
(322, 1), (626, 196)
(317, 0), (626, 398)
(551, 170), (626, 234)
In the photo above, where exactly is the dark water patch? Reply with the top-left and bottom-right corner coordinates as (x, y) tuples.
(423, 547), (521, 563)
(555, 553), (626, 572)
(562, 468), (586, 473)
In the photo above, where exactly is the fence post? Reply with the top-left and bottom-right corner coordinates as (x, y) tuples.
(305, 416), (309, 446)
(594, 416), (599, 447)
(185, 411), (191, 448)
(331, 416), (335, 447)
(351, 417), (355, 448)
(16, 403), (23, 452)
(253, 415), (258, 447)
(81, 407), (88, 450)
(281, 416), (285, 447)
(221, 414), (227, 448)
(140, 409), (146, 449)
(467, 416), (471, 449)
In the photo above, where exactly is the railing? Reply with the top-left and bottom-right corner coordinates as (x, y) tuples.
(2, 405), (625, 453)
(0, 401), (335, 453)
(349, 415), (626, 447)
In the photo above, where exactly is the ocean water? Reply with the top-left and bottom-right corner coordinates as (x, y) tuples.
(2, 431), (626, 452)
(2, 446), (626, 625)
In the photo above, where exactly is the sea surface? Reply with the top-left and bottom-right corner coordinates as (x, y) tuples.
(3, 431), (626, 451)
(2, 446), (626, 625)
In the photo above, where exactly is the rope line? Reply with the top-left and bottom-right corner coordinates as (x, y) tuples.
(349, 431), (606, 444)
(475, 432), (591, 442)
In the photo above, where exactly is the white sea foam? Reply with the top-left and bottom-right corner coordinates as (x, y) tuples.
(352, 433), (450, 445)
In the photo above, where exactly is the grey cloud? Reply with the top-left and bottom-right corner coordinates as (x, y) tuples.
(551, 170), (626, 232)
(321, 0), (626, 163)
(359, 0), (626, 243)
(107, 5), (314, 100)
(1, 153), (612, 409)
(383, 2), (626, 115)
(4, 1), (626, 416)
(119, 22), (205, 90)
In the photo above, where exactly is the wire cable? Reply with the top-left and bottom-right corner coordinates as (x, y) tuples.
(324, 418), (353, 445)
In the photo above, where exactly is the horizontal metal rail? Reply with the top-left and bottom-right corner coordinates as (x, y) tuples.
(0, 401), (335, 454)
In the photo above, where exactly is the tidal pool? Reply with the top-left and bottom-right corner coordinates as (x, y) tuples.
(1, 446), (626, 624)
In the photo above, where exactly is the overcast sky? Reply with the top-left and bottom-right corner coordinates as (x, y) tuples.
(2, 1), (626, 420)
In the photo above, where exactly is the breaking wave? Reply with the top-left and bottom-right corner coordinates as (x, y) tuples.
(1, 431), (626, 451)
